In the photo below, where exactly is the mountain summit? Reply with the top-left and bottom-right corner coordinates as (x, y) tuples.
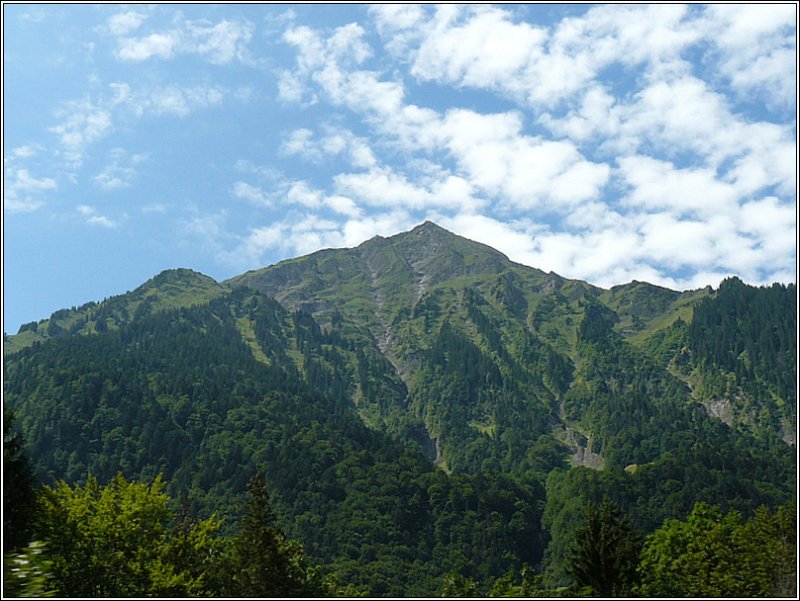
(227, 221), (542, 343)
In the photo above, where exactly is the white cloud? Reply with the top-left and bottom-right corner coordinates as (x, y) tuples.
(77, 204), (117, 228)
(12, 168), (57, 192)
(373, 4), (703, 108)
(104, 11), (147, 36)
(118, 33), (176, 61)
(410, 6), (547, 95)
(286, 181), (361, 217)
(219, 223), (286, 267)
(286, 180), (323, 208)
(281, 22), (385, 106)
(542, 74), (796, 203)
(143, 85), (225, 117)
(281, 127), (377, 169)
(324, 195), (361, 218)
(4, 166), (56, 213)
(277, 70), (312, 104)
(49, 100), (113, 168)
(332, 164), (484, 213)
(189, 19), (254, 64)
(369, 3), (425, 56)
(618, 156), (738, 217)
(113, 16), (254, 64)
(703, 4), (796, 108)
(93, 149), (146, 191)
(278, 24), (612, 213)
(436, 109), (610, 210)
(9, 145), (39, 159)
(281, 128), (321, 161)
(4, 196), (44, 213)
(233, 181), (271, 207)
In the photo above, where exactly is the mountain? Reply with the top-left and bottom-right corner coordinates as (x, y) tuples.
(3, 222), (796, 594)
(4, 268), (227, 355)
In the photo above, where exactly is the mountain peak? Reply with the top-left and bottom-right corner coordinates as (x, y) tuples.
(394, 220), (455, 241)
(386, 221), (510, 266)
(413, 220), (448, 233)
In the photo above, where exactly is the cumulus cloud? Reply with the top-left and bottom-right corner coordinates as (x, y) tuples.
(3, 167), (56, 212)
(190, 19), (254, 64)
(373, 4), (703, 108)
(77, 204), (117, 228)
(110, 14), (254, 64)
(12, 4), (792, 296)
(280, 126), (378, 168)
(434, 109), (610, 210)
(333, 165), (481, 211)
(702, 4), (796, 109)
(118, 33), (175, 61)
(102, 11), (147, 36)
(262, 4), (794, 292)
(617, 156), (738, 218)
(233, 181), (272, 207)
(214, 209), (417, 271)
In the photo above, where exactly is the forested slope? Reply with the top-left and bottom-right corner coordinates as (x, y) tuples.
(4, 223), (795, 596)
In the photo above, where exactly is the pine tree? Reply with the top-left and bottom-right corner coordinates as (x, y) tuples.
(232, 472), (329, 597)
(566, 500), (641, 596)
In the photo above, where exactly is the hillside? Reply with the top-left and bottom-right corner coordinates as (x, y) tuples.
(3, 222), (796, 594)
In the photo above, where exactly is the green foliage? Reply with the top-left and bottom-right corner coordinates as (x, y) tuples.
(21, 471), (338, 598)
(440, 571), (479, 597)
(4, 268), (227, 355)
(3, 406), (37, 552)
(33, 473), (217, 597)
(4, 289), (549, 595)
(686, 278), (796, 436)
(566, 500), (641, 596)
(637, 501), (796, 597)
(229, 472), (333, 597)
(541, 439), (794, 588)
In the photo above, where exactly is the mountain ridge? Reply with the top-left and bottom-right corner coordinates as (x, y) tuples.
(4, 222), (794, 450)
(6, 221), (708, 352)
(3, 221), (795, 595)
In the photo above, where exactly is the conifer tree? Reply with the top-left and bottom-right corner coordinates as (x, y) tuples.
(232, 472), (330, 597)
(566, 500), (641, 596)
(3, 406), (36, 552)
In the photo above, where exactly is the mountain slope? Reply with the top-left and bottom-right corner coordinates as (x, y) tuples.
(3, 286), (547, 595)
(4, 269), (228, 355)
(3, 221), (795, 593)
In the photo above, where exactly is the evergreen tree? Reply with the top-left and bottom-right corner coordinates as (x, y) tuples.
(566, 500), (641, 596)
(231, 472), (331, 597)
(3, 406), (36, 552)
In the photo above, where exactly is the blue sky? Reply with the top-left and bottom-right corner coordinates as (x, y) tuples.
(3, 3), (797, 334)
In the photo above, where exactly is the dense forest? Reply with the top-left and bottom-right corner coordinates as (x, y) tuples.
(3, 223), (796, 597)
